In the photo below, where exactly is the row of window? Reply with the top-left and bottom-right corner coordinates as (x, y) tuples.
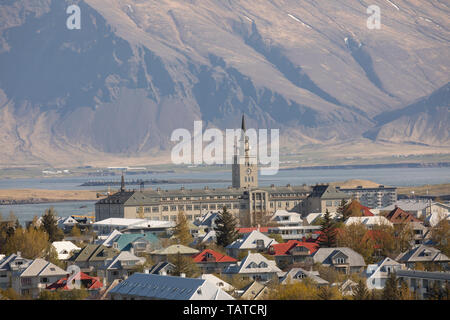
(136, 203), (247, 214)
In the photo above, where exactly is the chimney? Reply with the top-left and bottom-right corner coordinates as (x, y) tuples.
(17, 251), (21, 257)
(180, 273), (186, 278)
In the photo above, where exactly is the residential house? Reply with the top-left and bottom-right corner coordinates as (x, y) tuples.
(304, 185), (351, 214)
(57, 216), (79, 232)
(365, 257), (405, 290)
(344, 216), (393, 229)
(338, 279), (358, 296)
(267, 210), (321, 241)
(239, 281), (270, 300)
(192, 230), (217, 246)
(197, 274), (235, 293)
(279, 267), (328, 286)
(46, 271), (103, 291)
(226, 230), (278, 258)
(385, 207), (421, 224)
(192, 249), (237, 274)
(111, 232), (160, 254)
(0, 253), (33, 289)
(52, 241), (81, 260)
(381, 200), (450, 220)
(147, 261), (175, 276)
(396, 244), (449, 270)
(150, 245), (199, 263)
(67, 244), (119, 275)
(95, 229), (123, 247)
(312, 247), (366, 274)
(425, 209), (450, 227)
(396, 270), (450, 299)
(97, 251), (146, 285)
(223, 252), (282, 282)
(108, 273), (234, 300)
(11, 258), (67, 298)
(267, 240), (318, 268)
(194, 211), (219, 232)
(304, 212), (338, 225)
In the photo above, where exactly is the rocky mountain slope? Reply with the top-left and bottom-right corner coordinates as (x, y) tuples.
(0, 0), (449, 167)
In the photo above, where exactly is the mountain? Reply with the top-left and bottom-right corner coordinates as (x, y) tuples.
(0, 0), (449, 167)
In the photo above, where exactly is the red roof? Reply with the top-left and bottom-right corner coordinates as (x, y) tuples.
(268, 240), (319, 256)
(237, 227), (269, 234)
(192, 249), (237, 263)
(360, 205), (374, 216)
(385, 207), (420, 224)
(46, 272), (103, 290)
(345, 200), (374, 217)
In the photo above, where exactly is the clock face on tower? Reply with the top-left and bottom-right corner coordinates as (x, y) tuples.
(247, 168), (252, 174)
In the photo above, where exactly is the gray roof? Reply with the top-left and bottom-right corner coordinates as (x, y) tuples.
(109, 273), (234, 300)
(226, 230), (278, 250)
(18, 259), (66, 277)
(97, 185), (313, 206)
(148, 262), (175, 275)
(396, 245), (450, 263)
(101, 251), (145, 270)
(224, 252), (281, 275)
(280, 268), (329, 285)
(308, 185), (351, 200)
(396, 270), (450, 281)
(151, 244), (199, 255)
(0, 254), (33, 271)
(312, 247), (366, 267)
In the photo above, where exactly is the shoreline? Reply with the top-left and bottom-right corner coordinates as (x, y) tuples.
(0, 181), (449, 205)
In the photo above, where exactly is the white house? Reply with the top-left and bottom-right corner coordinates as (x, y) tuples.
(226, 230), (278, 258)
(11, 258), (67, 298)
(223, 252), (282, 282)
(198, 274), (235, 292)
(97, 251), (146, 285)
(268, 210), (320, 241)
(0, 253), (33, 289)
(57, 216), (78, 231)
(365, 257), (405, 290)
(425, 210), (450, 227)
(52, 241), (81, 260)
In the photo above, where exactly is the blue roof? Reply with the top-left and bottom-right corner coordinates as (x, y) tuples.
(109, 273), (205, 300)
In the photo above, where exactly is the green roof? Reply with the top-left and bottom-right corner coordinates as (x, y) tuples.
(115, 233), (159, 251)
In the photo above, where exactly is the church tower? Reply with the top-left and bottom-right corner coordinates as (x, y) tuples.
(232, 115), (258, 189)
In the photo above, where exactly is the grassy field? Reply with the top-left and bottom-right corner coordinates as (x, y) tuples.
(397, 183), (450, 197)
(0, 189), (102, 203)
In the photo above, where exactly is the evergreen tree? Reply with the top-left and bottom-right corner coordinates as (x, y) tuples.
(214, 206), (239, 247)
(353, 279), (370, 300)
(382, 272), (399, 300)
(318, 209), (337, 248)
(169, 252), (199, 278)
(173, 211), (193, 245)
(41, 207), (64, 242)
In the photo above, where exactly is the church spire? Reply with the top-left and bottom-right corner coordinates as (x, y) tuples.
(120, 171), (125, 192)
